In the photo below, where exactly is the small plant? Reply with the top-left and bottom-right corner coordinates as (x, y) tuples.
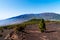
(0, 34), (3, 37)
(1, 29), (3, 33)
(38, 19), (46, 33)
(13, 24), (26, 33)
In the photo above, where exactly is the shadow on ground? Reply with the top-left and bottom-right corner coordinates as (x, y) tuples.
(45, 30), (56, 33)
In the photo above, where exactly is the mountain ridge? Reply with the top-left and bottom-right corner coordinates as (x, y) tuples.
(0, 13), (60, 26)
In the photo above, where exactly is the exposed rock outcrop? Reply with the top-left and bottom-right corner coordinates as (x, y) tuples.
(4, 31), (20, 40)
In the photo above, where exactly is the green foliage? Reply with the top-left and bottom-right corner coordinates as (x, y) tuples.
(13, 19), (41, 32)
(0, 19), (46, 33)
(38, 19), (46, 32)
(0, 27), (3, 30)
(14, 24), (26, 32)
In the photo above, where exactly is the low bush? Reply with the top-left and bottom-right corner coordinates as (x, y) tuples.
(0, 34), (3, 37)
(38, 19), (46, 32)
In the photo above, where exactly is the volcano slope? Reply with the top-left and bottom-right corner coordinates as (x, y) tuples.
(22, 21), (60, 40)
(0, 19), (60, 40)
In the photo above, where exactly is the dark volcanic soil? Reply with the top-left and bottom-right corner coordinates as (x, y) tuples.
(23, 22), (60, 40)
(0, 22), (60, 40)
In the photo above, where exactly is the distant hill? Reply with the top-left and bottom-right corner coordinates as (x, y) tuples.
(0, 13), (60, 26)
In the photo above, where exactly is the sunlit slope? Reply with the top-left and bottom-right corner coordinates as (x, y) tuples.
(0, 13), (60, 26)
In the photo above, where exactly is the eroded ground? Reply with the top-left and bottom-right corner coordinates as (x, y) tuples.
(0, 22), (60, 40)
(24, 22), (60, 40)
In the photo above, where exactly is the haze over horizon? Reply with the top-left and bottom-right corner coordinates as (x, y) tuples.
(0, 0), (60, 20)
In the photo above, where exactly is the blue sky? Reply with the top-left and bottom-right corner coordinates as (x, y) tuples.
(0, 0), (60, 20)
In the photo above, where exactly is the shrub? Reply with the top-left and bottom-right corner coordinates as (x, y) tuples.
(13, 24), (26, 33)
(38, 19), (46, 32)
(0, 34), (3, 37)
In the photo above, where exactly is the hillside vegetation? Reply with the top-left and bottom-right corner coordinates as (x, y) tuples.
(0, 19), (60, 32)
(0, 19), (46, 32)
(0, 19), (60, 40)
